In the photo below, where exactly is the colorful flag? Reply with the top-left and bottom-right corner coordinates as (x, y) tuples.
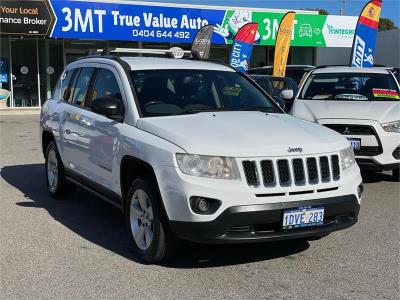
(191, 25), (214, 60)
(273, 11), (296, 77)
(350, 0), (382, 68)
(229, 22), (259, 73)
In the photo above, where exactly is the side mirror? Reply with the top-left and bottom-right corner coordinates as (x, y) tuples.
(91, 97), (123, 120)
(281, 89), (294, 100)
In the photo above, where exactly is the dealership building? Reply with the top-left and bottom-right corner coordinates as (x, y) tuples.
(0, 0), (361, 108)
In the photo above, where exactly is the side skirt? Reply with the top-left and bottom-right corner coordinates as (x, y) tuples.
(65, 168), (123, 210)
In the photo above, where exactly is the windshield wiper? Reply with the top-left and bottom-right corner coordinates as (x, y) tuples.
(177, 107), (235, 115)
(237, 107), (278, 113)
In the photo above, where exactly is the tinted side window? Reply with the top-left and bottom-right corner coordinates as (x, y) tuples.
(70, 68), (94, 106)
(91, 69), (122, 102)
(52, 69), (75, 100)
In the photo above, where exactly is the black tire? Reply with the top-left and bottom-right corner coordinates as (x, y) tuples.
(45, 141), (70, 198)
(125, 177), (176, 264)
(393, 169), (400, 182)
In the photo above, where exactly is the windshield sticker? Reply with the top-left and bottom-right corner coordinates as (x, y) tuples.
(223, 86), (242, 96)
(335, 94), (368, 101)
(372, 89), (400, 99)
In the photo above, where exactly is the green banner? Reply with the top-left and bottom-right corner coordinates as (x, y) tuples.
(217, 11), (357, 47)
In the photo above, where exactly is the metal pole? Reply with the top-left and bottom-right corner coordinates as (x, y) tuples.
(36, 38), (41, 107)
(8, 36), (13, 108)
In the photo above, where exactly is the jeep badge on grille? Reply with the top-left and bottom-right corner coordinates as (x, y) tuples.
(288, 147), (303, 153)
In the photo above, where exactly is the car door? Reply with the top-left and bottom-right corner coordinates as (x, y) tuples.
(76, 66), (126, 193)
(59, 67), (96, 174)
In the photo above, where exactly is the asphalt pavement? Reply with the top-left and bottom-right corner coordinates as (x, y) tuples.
(0, 114), (399, 299)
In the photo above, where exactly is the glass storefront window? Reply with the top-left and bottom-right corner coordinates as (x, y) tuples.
(10, 38), (39, 107)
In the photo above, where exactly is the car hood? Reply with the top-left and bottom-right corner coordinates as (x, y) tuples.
(293, 100), (400, 123)
(136, 112), (348, 157)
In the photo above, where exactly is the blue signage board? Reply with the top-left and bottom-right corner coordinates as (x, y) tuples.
(0, 59), (9, 84)
(50, 0), (226, 44)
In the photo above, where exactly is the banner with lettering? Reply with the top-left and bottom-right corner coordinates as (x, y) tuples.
(0, 0), (358, 48)
(229, 23), (259, 73)
(350, 0), (382, 67)
(191, 25), (214, 59)
(273, 11), (296, 77)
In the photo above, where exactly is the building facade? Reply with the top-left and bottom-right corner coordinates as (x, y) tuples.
(0, 0), (358, 108)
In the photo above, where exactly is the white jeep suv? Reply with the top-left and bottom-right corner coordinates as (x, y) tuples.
(291, 66), (400, 181)
(40, 52), (363, 263)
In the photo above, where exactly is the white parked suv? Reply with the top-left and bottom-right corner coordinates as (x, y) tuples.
(291, 66), (400, 181)
(40, 51), (363, 263)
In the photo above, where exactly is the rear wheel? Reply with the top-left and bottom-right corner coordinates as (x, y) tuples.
(45, 141), (70, 198)
(126, 177), (176, 263)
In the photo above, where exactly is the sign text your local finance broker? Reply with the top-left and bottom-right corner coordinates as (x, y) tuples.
(60, 7), (208, 33)
(0, 6), (48, 25)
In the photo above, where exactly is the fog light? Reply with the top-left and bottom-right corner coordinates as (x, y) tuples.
(196, 198), (209, 212)
(357, 184), (364, 199)
(189, 196), (221, 215)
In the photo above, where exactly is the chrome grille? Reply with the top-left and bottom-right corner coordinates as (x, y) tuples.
(243, 154), (341, 188)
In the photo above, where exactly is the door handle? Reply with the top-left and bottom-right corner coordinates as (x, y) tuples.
(81, 119), (92, 127)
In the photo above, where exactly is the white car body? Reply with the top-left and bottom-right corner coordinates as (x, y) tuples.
(291, 67), (400, 173)
(40, 56), (362, 248)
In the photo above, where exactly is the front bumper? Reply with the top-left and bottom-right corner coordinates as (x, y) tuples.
(356, 159), (400, 171)
(169, 195), (359, 244)
(319, 119), (400, 170)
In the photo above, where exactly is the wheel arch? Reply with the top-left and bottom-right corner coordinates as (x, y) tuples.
(42, 129), (55, 157)
(120, 155), (169, 220)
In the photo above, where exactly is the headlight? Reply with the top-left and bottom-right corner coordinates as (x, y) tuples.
(176, 154), (240, 180)
(340, 147), (356, 171)
(381, 120), (400, 133)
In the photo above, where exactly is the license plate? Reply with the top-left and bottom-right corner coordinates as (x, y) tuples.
(282, 206), (324, 229)
(347, 138), (361, 150)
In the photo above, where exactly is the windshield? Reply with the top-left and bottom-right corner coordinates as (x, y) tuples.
(130, 69), (281, 117)
(300, 73), (400, 101)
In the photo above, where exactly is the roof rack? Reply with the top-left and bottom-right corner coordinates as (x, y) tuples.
(98, 47), (192, 59)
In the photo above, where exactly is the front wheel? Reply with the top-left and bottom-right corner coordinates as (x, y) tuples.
(125, 177), (176, 263)
(45, 141), (69, 198)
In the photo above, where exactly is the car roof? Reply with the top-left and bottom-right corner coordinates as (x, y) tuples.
(250, 65), (314, 70)
(121, 57), (235, 72)
(312, 66), (391, 74)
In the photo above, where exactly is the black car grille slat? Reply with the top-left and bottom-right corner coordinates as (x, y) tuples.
(292, 159), (305, 185)
(319, 156), (331, 182)
(243, 155), (341, 188)
(277, 160), (291, 186)
(325, 124), (374, 135)
(306, 157), (319, 184)
(331, 155), (340, 180)
(242, 161), (259, 186)
(260, 160), (275, 186)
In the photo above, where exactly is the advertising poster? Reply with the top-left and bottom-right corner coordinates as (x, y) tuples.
(0, 0), (358, 48)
